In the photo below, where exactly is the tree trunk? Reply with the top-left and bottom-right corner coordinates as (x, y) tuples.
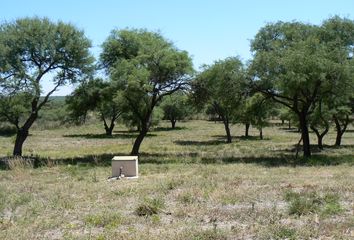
(299, 112), (311, 157)
(131, 128), (147, 155)
(171, 119), (176, 129)
(288, 120), (291, 129)
(13, 128), (29, 156)
(102, 115), (116, 136)
(310, 124), (329, 150)
(12, 112), (37, 157)
(104, 124), (114, 136)
(310, 126), (322, 149)
(131, 110), (153, 155)
(259, 127), (263, 140)
(222, 117), (232, 143)
(245, 123), (250, 137)
(281, 119), (284, 125)
(318, 135), (323, 150)
(333, 114), (349, 146)
(335, 131), (343, 146)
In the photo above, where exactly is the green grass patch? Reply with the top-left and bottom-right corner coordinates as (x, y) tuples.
(285, 190), (343, 216)
(84, 212), (123, 228)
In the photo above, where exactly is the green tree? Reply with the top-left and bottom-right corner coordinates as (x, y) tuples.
(332, 105), (352, 146)
(250, 18), (354, 157)
(66, 78), (122, 136)
(321, 17), (354, 146)
(242, 93), (272, 140)
(0, 17), (94, 156)
(192, 57), (247, 143)
(100, 29), (193, 155)
(278, 107), (294, 129)
(309, 100), (331, 149)
(161, 91), (191, 129)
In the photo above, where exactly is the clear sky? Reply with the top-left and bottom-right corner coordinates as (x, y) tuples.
(2, 0), (354, 95)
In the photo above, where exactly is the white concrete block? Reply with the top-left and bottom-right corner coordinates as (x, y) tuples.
(112, 156), (138, 178)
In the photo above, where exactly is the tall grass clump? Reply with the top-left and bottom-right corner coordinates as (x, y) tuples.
(6, 157), (34, 170)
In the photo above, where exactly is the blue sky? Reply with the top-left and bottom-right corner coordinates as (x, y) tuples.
(2, 0), (354, 95)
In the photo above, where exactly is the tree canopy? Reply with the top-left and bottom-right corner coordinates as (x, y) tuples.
(66, 78), (122, 136)
(100, 29), (193, 155)
(192, 57), (247, 143)
(250, 17), (354, 157)
(160, 91), (192, 129)
(0, 17), (94, 156)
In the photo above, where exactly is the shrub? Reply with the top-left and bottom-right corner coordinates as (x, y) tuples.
(135, 197), (165, 216)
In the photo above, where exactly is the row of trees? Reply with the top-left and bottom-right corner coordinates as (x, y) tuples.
(0, 17), (353, 158)
(250, 17), (354, 156)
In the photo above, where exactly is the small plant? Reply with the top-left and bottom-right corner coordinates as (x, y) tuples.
(91, 169), (98, 182)
(44, 157), (58, 168)
(285, 191), (322, 215)
(150, 214), (161, 224)
(84, 212), (123, 228)
(284, 190), (342, 216)
(0, 186), (7, 212)
(135, 197), (165, 216)
(166, 178), (184, 190)
(62, 165), (79, 177)
(10, 192), (32, 210)
(321, 193), (343, 216)
(178, 191), (196, 205)
(272, 226), (297, 240)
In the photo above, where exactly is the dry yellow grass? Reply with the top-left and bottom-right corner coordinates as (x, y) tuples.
(0, 120), (353, 239)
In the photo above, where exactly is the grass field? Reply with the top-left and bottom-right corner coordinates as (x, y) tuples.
(0, 120), (353, 239)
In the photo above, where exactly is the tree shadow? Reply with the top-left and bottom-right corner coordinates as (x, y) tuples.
(235, 136), (270, 141)
(174, 140), (227, 146)
(278, 127), (300, 133)
(200, 154), (354, 167)
(211, 135), (270, 141)
(63, 133), (156, 139)
(153, 126), (187, 132)
(1, 147), (352, 171)
(321, 144), (354, 149)
(113, 130), (138, 133)
(200, 155), (294, 167)
(0, 126), (17, 137)
(278, 144), (354, 154)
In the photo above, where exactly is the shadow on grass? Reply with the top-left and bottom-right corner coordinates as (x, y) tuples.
(211, 135), (271, 141)
(278, 127), (300, 133)
(279, 144), (354, 154)
(200, 154), (354, 167)
(319, 144), (354, 150)
(1, 150), (353, 171)
(0, 126), (17, 137)
(153, 126), (187, 132)
(63, 133), (156, 139)
(174, 140), (227, 146)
